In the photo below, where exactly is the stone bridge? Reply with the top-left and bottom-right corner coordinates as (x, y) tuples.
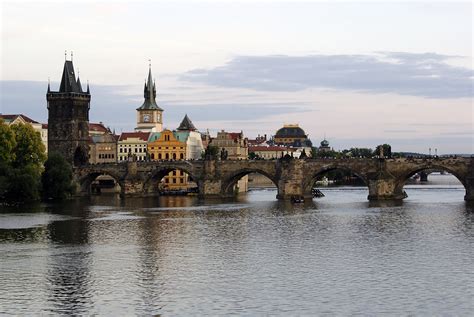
(74, 157), (474, 201)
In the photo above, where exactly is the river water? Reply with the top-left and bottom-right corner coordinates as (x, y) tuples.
(1, 175), (473, 315)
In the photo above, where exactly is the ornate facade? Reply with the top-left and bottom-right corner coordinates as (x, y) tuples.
(117, 132), (150, 162)
(209, 130), (249, 192)
(147, 115), (204, 191)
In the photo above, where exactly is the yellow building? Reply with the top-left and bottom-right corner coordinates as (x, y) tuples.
(148, 129), (186, 161)
(147, 129), (191, 191)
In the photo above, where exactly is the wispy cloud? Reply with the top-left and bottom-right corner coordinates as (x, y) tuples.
(181, 52), (473, 98)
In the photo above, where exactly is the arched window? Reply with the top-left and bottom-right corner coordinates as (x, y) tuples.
(151, 153), (155, 160)
(158, 153), (162, 159)
(173, 153), (177, 160)
(180, 153), (184, 160)
(165, 153), (169, 160)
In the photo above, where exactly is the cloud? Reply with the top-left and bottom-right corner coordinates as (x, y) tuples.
(0, 81), (309, 132)
(180, 52), (473, 98)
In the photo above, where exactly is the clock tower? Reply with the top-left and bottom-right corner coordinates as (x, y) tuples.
(135, 64), (163, 132)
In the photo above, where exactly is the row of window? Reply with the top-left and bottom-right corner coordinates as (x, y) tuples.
(119, 148), (146, 153)
(164, 177), (186, 184)
(118, 156), (146, 161)
(167, 170), (185, 176)
(98, 154), (115, 159)
(150, 153), (185, 160)
(119, 144), (146, 147)
(149, 146), (184, 150)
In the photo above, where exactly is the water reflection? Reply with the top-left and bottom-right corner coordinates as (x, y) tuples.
(45, 200), (93, 315)
(0, 184), (473, 315)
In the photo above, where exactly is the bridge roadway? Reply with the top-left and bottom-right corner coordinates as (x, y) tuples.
(74, 157), (474, 201)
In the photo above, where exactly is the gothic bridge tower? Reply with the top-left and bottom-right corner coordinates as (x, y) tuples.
(47, 56), (90, 166)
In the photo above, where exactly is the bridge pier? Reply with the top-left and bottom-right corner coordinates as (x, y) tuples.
(465, 176), (474, 201)
(198, 180), (224, 199)
(419, 171), (428, 182)
(276, 159), (307, 200)
(367, 178), (406, 201)
(122, 161), (145, 196)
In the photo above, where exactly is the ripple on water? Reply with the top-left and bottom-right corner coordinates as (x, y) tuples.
(0, 183), (473, 315)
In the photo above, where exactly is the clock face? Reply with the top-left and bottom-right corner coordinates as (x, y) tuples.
(143, 114), (150, 122)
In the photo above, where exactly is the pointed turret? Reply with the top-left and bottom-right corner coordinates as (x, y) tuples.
(137, 65), (163, 111)
(59, 60), (81, 93)
(86, 81), (90, 94)
(177, 114), (197, 131)
(47, 79), (51, 93)
(77, 75), (83, 93)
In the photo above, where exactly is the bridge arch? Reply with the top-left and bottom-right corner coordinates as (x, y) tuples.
(395, 163), (466, 196)
(303, 165), (369, 198)
(78, 171), (124, 194)
(143, 165), (200, 195)
(221, 168), (278, 197)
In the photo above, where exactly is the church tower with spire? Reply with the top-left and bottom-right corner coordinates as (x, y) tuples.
(46, 55), (91, 166)
(135, 64), (164, 132)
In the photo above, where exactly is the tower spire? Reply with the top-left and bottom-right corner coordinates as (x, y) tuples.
(147, 62), (154, 101)
(47, 77), (51, 93)
(136, 62), (163, 112)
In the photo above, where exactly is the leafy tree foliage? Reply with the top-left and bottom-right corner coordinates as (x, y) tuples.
(10, 123), (46, 168)
(374, 144), (392, 158)
(42, 152), (74, 200)
(4, 164), (42, 202)
(0, 122), (46, 203)
(342, 147), (373, 158)
(203, 145), (220, 160)
(0, 119), (16, 164)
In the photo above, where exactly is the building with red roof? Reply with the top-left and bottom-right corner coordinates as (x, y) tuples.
(117, 132), (151, 162)
(0, 114), (48, 153)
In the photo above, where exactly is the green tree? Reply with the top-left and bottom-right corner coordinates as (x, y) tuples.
(204, 145), (219, 160)
(0, 122), (46, 203)
(41, 152), (74, 200)
(4, 164), (41, 202)
(349, 147), (373, 158)
(0, 120), (16, 198)
(0, 119), (16, 164)
(374, 144), (392, 158)
(10, 123), (46, 168)
(248, 152), (260, 160)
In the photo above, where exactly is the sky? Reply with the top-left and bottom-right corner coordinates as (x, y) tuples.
(1, 0), (473, 154)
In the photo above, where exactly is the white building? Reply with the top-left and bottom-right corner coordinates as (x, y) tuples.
(117, 132), (150, 162)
